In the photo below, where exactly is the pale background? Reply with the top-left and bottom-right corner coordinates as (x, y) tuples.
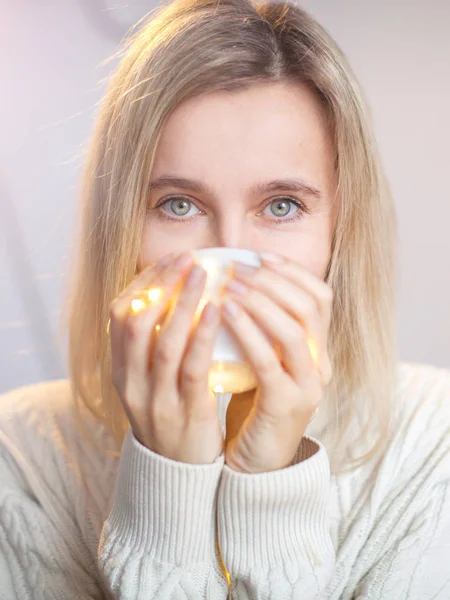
(1, 0), (449, 394)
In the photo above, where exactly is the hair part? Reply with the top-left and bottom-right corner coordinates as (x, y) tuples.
(59, 0), (399, 474)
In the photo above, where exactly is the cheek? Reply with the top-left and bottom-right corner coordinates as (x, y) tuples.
(302, 220), (333, 280)
(309, 244), (331, 278)
(137, 224), (168, 271)
(137, 223), (191, 272)
(283, 236), (331, 281)
(298, 254), (330, 280)
(283, 210), (333, 279)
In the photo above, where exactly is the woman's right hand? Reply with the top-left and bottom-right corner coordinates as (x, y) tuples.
(108, 252), (225, 464)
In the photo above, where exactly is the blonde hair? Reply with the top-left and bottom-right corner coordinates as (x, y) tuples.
(59, 0), (398, 474)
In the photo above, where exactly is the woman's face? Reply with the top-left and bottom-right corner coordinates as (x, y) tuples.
(139, 81), (336, 279)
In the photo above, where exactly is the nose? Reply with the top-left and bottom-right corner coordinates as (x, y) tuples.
(200, 220), (258, 254)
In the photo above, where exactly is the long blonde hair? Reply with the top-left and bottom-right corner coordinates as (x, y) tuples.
(59, 0), (398, 474)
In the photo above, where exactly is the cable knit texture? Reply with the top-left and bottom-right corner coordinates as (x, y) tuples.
(0, 362), (449, 599)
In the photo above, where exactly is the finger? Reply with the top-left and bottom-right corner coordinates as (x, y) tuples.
(229, 266), (325, 371)
(120, 254), (195, 397)
(221, 298), (291, 391)
(257, 254), (333, 328)
(224, 287), (317, 389)
(111, 252), (177, 321)
(109, 252), (179, 383)
(150, 263), (208, 400)
(180, 300), (223, 413)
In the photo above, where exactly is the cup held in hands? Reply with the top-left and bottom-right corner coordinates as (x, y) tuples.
(158, 247), (271, 395)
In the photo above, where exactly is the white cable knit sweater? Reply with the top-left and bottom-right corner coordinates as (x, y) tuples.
(0, 361), (449, 599)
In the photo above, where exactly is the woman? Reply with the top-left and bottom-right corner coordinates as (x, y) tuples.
(0, 0), (449, 597)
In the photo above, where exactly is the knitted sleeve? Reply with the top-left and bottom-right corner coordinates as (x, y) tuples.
(98, 428), (230, 598)
(216, 436), (336, 598)
(0, 425), (230, 599)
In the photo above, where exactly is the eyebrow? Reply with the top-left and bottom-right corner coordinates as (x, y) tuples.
(148, 175), (322, 199)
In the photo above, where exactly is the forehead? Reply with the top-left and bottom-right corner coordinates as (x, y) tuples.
(151, 82), (335, 192)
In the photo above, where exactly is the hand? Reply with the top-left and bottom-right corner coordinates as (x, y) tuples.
(221, 252), (333, 474)
(108, 251), (224, 464)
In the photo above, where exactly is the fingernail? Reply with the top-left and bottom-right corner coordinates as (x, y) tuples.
(174, 252), (194, 270)
(223, 300), (239, 317)
(187, 264), (206, 286)
(232, 262), (258, 277)
(157, 253), (175, 268)
(260, 251), (284, 264)
(202, 301), (219, 324)
(225, 278), (248, 296)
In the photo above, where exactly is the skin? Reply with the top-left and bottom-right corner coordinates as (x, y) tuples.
(138, 80), (337, 442)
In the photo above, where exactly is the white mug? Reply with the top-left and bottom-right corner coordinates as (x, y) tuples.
(148, 247), (273, 395)
(190, 247), (274, 394)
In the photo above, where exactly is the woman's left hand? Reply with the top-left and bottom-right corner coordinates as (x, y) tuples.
(221, 252), (333, 474)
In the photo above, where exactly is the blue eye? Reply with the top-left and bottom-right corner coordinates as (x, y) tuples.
(158, 198), (200, 220)
(151, 196), (307, 224)
(264, 198), (302, 221)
